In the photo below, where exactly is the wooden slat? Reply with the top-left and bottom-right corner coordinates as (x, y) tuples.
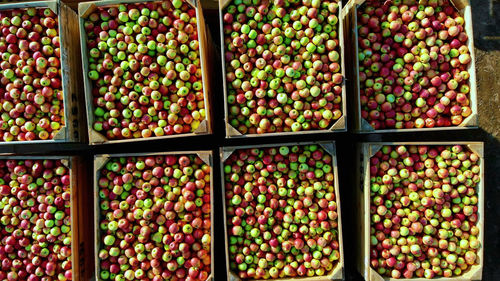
(336, 0), (348, 132)
(60, 1), (86, 143)
(70, 156), (92, 281)
(196, 1), (214, 135)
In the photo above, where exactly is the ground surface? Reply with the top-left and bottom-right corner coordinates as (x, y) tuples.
(469, 1), (500, 280)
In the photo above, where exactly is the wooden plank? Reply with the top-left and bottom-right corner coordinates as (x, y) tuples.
(208, 152), (216, 281)
(337, 0), (348, 132)
(349, 0), (479, 133)
(218, 0), (232, 138)
(358, 142), (484, 281)
(220, 142), (345, 281)
(92, 156), (101, 281)
(219, 0), (231, 9)
(452, 0), (470, 10)
(344, 1), (364, 133)
(355, 143), (367, 281)
(68, 157), (81, 281)
(462, 5), (478, 127)
(78, 0), (213, 145)
(330, 142), (345, 281)
(220, 1), (348, 138)
(70, 156), (91, 281)
(196, 2), (214, 135)
(60, 1), (86, 143)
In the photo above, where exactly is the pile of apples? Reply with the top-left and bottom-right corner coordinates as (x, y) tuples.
(0, 7), (65, 142)
(97, 154), (211, 281)
(0, 159), (73, 280)
(83, 1), (207, 140)
(357, 0), (473, 130)
(369, 145), (481, 278)
(223, 0), (344, 134)
(224, 144), (341, 279)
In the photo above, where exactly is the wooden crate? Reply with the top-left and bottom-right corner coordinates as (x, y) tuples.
(219, 0), (348, 138)
(93, 151), (215, 280)
(0, 156), (88, 280)
(356, 142), (484, 281)
(0, 1), (86, 144)
(344, 0), (478, 133)
(220, 142), (345, 281)
(79, 0), (213, 145)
